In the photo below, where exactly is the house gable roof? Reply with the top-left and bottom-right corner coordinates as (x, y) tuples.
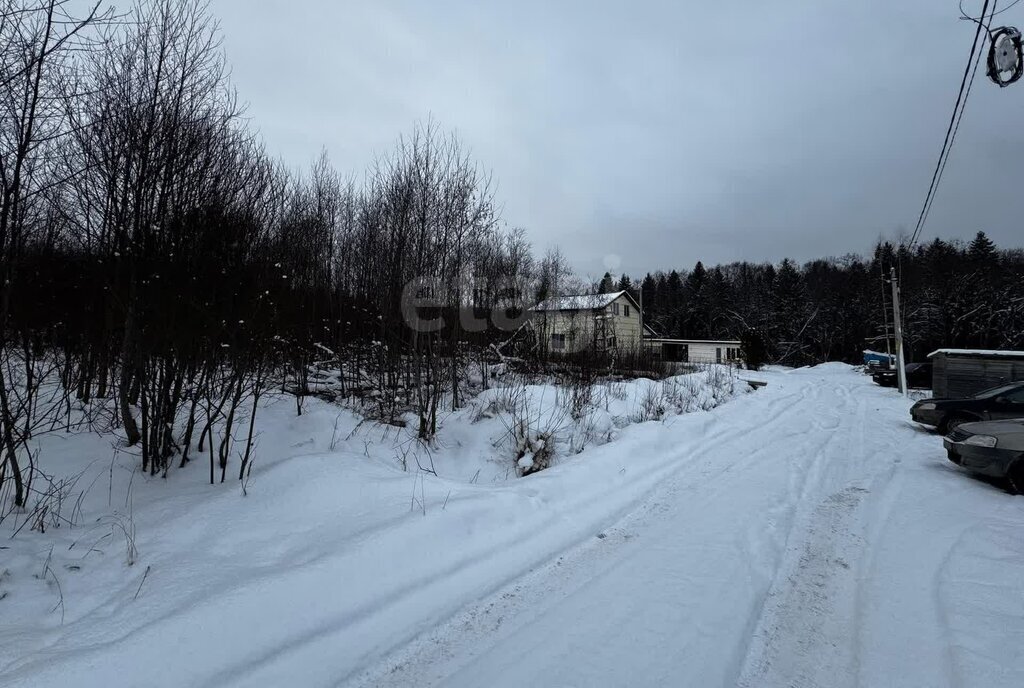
(532, 290), (641, 313)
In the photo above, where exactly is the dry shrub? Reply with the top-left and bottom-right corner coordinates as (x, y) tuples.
(513, 424), (554, 477)
(631, 383), (666, 423)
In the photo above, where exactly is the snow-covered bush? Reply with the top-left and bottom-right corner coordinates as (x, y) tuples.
(568, 408), (616, 455)
(513, 423), (555, 476)
(604, 380), (628, 405)
(558, 378), (595, 421)
(477, 380), (572, 477)
(704, 365), (736, 406)
(438, 365), (748, 481)
(631, 382), (667, 423)
(472, 374), (528, 422)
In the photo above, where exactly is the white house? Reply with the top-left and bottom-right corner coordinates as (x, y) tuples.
(531, 290), (744, 364)
(531, 291), (643, 354)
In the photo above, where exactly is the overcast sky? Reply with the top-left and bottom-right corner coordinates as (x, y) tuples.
(212, 0), (1024, 278)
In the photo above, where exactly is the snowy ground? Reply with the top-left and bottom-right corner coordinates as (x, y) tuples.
(3, 364), (1024, 687)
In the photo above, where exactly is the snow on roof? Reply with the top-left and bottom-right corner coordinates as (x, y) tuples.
(646, 338), (742, 345)
(928, 348), (1024, 359)
(532, 291), (627, 312)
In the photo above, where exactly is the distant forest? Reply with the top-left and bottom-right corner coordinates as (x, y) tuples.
(603, 231), (1024, 364)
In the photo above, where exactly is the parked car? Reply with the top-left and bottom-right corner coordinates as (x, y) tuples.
(911, 381), (1024, 433)
(873, 362), (933, 389)
(944, 419), (1024, 493)
(863, 350), (894, 371)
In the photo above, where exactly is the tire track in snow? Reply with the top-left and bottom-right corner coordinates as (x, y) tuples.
(735, 377), (873, 688)
(932, 523), (974, 688)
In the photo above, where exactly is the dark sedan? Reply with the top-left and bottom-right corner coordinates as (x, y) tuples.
(873, 362), (932, 389)
(944, 419), (1024, 493)
(911, 381), (1024, 433)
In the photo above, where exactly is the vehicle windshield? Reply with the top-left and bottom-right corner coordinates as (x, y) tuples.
(973, 383), (1023, 399)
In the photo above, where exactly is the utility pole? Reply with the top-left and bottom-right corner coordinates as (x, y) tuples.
(890, 268), (908, 397)
(880, 263), (892, 357)
(638, 284), (644, 350)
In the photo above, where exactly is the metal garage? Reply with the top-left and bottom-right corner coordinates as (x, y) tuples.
(928, 349), (1024, 398)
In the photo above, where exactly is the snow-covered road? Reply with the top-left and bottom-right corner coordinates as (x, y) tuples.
(361, 365), (1024, 688)
(5, 365), (1023, 688)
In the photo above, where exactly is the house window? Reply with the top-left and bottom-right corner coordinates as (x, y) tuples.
(551, 334), (566, 351)
(624, 305), (630, 317)
(611, 302), (620, 315)
(716, 347), (722, 363)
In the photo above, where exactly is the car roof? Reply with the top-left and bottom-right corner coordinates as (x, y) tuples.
(974, 381), (1024, 398)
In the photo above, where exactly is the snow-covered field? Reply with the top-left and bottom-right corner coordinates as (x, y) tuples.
(3, 364), (1024, 687)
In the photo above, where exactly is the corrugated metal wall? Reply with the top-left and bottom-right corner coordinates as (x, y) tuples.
(933, 354), (1024, 398)
(934, 356), (948, 396)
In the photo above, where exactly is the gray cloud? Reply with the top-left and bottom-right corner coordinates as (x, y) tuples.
(212, 0), (1024, 276)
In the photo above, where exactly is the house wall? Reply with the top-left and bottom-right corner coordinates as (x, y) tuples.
(645, 339), (743, 364)
(689, 342), (737, 363)
(532, 294), (642, 354)
(604, 294), (643, 350)
(933, 354), (1024, 398)
(534, 310), (594, 353)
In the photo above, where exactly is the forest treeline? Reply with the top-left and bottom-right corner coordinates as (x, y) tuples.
(2, 0), (1021, 508)
(601, 232), (1023, 365)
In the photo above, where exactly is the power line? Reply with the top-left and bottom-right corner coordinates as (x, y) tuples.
(991, 0), (1020, 16)
(908, 0), (994, 249)
(961, 0), (1020, 23)
(917, 4), (992, 245)
(909, 0), (993, 248)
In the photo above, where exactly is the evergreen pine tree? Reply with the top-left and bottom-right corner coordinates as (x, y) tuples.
(968, 230), (997, 262)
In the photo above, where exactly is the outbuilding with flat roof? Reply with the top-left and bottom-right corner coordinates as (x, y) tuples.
(928, 348), (1024, 398)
